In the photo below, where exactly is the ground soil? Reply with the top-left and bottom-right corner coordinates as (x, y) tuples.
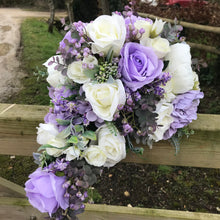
(0, 155), (219, 214)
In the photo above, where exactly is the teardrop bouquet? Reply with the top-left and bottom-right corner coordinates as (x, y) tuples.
(24, 4), (204, 220)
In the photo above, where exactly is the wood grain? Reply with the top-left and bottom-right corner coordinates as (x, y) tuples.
(138, 12), (220, 34)
(0, 104), (219, 168)
(0, 197), (220, 220)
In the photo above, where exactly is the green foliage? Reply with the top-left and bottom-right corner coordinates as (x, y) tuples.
(126, 135), (144, 155)
(67, 136), (79, 144)
(82, 130), (97, 141)
(56, 119), (71, 126)
(169, 127), (195, 155)
(7, 18), (63, 105)
(38, 151), (55, 168)
(105, 122), (118, 136)
(83, 65), (99, 79)
(158, 165), (173, 175)
(38, 144), (69, 152)
(86, 187), (102, 203)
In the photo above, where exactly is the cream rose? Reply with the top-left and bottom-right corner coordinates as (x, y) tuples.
(46, 137), (66, 157)
(64, 146), (81, 161)
(193, 71), (200, 90)
(83, 79), (126, 121)
(86, 14), (126, 56)
(140, 36), (170, 59)
(98, 125), (126, 167)
(165, 43), (194, 94)
(149, 101), (174, 142)
(150, 18), (166, 38)
(161, 79), (176, 103)
(67, 55), (98, 84)
(134, 19), (152, 39)
(43, 55), (66, 87)
(84, 145), (107, 167)
(36, 123), (59, 145)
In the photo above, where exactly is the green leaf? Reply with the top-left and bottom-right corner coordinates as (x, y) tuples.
(162, 60), (169, 71)
(106, 47), (114, 63)
(56, 171), (65, 177)
(169, 136), (180, 155)
(38, 144), (68, 152)
(83, 131), (96, 141)
(71, 30), (80, 40)
(67, 136), (78, 144)
(74, 125), (84, 133)
(56, 118), (70, 126)
(77, 141), (88, 149)
(57, 126), (71, 139)
(83, 65), (99, 79)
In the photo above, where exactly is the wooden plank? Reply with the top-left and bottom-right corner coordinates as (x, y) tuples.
(0, 197), (220, 220)
(138, 12), (220, 34)
(0, 104), (219, 168)
(0, 177), (26, 197)
(123, 130), (220, 168)
(187, 42), (220, 55)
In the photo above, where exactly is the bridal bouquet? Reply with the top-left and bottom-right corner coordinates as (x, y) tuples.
(24, 5), (203, 220)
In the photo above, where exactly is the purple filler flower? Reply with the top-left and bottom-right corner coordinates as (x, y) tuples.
(119, 42), (163, 91)
(164, 90), (204, 140)
(25, 168), (69, 215)
(59, 30), (76, 49)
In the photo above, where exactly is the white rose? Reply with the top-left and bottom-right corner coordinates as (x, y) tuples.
(165, 43), (192, 68)
(170, 64), (194, 94)
(149, 101), (174, 142)
(140, 36), (170, 59)
(98, 125), (126, 167)
(64, 146), (81, 161)
(165, 43), (194, 94)
(134, 19), (152, 39)
(86, 14), (126, 56)
(43, 55), (66, 87)
(83, 79), (126, 121)
(84, 145), (107, 167)
(151, 18), (166, 38)
(46, 137), (66, 157)
(67, 55), (98, 84)
(36, 123), (59, 145)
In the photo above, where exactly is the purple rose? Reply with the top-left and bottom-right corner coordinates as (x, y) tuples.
(164, 90), (204, 140)
(119, 42), (163, 91)
(25, 168), (69, 215)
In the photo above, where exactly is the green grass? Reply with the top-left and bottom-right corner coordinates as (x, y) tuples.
(7, 18), (63, 105)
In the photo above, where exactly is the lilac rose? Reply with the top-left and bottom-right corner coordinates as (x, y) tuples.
(164, 90), (204, 139)
(119, 42), (163, 91)
(25, 168), (69, 215)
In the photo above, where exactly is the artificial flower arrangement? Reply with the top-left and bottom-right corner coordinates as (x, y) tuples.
(24, 3), (204, 220)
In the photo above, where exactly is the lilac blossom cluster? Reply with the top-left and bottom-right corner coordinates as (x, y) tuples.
(25, 2), (203, 219)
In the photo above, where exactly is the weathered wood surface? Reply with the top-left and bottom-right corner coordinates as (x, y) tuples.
(1, 197), (220, 220)
(0, 103), (220, 168)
